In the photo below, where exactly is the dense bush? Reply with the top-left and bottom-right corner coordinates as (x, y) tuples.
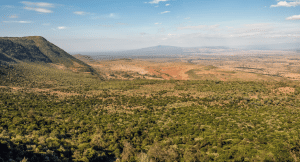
(1, 63), (300, 161)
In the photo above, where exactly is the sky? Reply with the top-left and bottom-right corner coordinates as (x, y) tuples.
(0, 0), (300, 52)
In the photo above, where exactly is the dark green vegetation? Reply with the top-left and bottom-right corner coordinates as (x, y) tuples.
(185, 69), (203, 80)
(1, 62), (300, 162)
(0, 36), (94, 73)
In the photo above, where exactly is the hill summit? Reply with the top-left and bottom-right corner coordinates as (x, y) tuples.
(0, 36), (94, 73)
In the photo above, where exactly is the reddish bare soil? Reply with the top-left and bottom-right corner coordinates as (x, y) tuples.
(83, 58), (286, 81)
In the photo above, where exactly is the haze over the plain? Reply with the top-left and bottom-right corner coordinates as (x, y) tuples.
(1, 0), (299, 52)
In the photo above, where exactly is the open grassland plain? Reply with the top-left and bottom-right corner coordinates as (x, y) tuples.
(189, 51), (300, 81)
(1, 54), (300, 161)
(77, 52), (295, 82)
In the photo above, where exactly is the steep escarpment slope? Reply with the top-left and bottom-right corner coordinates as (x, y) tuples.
(0, 38), (51, 63)
(0, 36), (94, 73)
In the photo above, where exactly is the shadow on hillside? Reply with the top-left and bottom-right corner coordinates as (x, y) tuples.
(0, 137), (116, 162)
(0, 53), (16, 63)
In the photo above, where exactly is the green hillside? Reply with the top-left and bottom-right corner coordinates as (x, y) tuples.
(0, 36), (95, 73)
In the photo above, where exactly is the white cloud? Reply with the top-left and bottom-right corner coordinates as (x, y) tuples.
(54, 22), (300, 52)
(24, 6), (53, 13)
(21, 1), (54, 7)
(74, 11), (89, 15)
(21, 1), (56, 13)
(270, 0), (300, 7)
(91, 13), (119, 20)
(2, 5), (15, 8)
(3, 21), (32, 23)
(228, 23), (276, 38)
(160, 11), (170, 14)
(19, 21), (32, 23)
(155, 22), (162, 24)
(20, 21), (31, 23)
(184, 17), (190, 20)
(9, 15), (18, 18)
(109, 13), (116, 18)
(155, 5), (159, 7)
(147, 0), (169, 4)
(178, 24), (220, 30)
(165, 4), (170, 6)
(57, 26), (66, 30)
(286, 15), (300, 20)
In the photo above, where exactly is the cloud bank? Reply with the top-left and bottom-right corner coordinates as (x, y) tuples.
(160, 11), (170, 14)
(3, 21), (32, 23)
(57, 26), (66, 30)
(271, 0), (300, 7)
(286, 14), (300, 20)
(24, 7), (53, 13)
(21, 1), (55, 13)
(21, 1), (55, 7)
(147, 0), (169, 4)
(73, 11), (89, 15)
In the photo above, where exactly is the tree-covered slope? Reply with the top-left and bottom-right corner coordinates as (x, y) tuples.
(0, 36), (94, 73)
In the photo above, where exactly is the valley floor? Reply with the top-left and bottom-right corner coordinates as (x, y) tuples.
(75, 51), (300, 82)
(1, 57), (300, 161)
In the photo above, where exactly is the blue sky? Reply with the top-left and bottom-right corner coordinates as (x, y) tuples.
(0, 0), (300, 52)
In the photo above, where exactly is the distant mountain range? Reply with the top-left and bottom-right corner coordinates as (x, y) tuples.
(0, 36), (94, 73)
(78, 45), (184, 56)
(76, 45), (229, 57)
(76, 44), (299, 58)
(75, 45), (241, 60)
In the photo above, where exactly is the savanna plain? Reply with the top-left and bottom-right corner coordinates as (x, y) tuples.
(2, 48), (300, 162)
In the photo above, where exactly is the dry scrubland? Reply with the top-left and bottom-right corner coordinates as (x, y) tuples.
(1, 51), (300, 161)
(79, 50), (300, 82)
